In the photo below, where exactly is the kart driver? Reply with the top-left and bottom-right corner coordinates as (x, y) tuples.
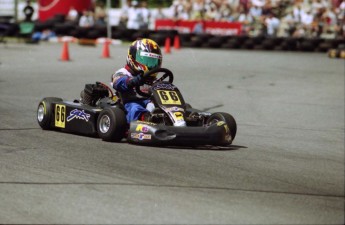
(111, 38), (162, 123)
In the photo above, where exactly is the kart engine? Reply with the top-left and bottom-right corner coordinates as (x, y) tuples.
(81, 83), (109, 106)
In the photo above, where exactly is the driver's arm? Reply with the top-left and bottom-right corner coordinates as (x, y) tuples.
(112, 72), (143, 92)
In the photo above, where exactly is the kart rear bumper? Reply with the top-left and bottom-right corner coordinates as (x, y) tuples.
(127, 121), (233, 146)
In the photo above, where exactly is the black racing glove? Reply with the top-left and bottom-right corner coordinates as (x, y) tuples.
(127, 75), (144, 88)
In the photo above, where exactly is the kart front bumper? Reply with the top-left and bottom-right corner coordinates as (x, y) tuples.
(127, 121), (233, 146)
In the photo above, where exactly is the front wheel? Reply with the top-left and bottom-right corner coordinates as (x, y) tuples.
(97, 107), (127, 142)
(37, 97), (63, 130)
(207, 112), (237, 143)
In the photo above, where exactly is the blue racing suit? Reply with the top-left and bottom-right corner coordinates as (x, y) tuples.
(111, 67), (149, 123)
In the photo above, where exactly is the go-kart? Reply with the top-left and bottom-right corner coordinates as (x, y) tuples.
(37, 68), (237, 146)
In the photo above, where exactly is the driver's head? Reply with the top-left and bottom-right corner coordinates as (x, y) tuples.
(126, 39), (162, 75)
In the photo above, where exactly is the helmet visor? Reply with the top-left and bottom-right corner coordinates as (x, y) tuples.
(136, 51), (162, 70)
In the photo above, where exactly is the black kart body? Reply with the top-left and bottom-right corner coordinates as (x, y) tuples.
(37, 68), (237, 146)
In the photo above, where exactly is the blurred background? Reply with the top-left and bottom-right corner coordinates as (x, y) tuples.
(0, 0), (344, 53)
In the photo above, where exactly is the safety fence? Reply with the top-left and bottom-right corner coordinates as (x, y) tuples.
(1, 18), (344, 57)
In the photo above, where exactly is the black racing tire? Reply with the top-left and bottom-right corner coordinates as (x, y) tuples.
(208, 36), (225, 48)
(207, 112), (237, 142)
(299, 41), (315, 52)
(189, 38), (203, 47)
(184, 103), (192, 109)
(340, 49), (345, 59)
(328, 49), (339, 58)
(97, 107), (127, 142)
(37, 97), (63, 130)
(242, 39), (254, 49)
(148, 33), (167, 46)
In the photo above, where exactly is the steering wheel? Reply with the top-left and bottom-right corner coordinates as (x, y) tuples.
(136, 67), (174, 97)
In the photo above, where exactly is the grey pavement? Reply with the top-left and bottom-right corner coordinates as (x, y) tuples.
(0, 42), (344, 224)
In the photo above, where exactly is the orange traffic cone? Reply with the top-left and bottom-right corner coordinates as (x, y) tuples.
(60, 41), (70, 61)
(101, 40), (111, 58)
(173, 35), (180, 50)
(164, 37), (171, 54)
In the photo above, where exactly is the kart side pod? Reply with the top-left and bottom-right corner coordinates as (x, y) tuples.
(127, 121), (233, 146)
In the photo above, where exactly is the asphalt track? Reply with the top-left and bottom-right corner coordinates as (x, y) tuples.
(0, 41), (344, 224)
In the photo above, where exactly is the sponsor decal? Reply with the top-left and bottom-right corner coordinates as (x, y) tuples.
(166, 106), (185, 112)
(224, 125), (232, 141)
(67, 109), (91, 122)
(216, 121), (230, 133)
(39, 0), (60, 11)
(131, 133), (152, 140)
(225, 134), (232, 142)
(42, 101), (47, 114)
(224, 124), (229, 133)
(173, 112), (184, 122)
(217, 121), (226, 126)
(137, 121), (157, 126)
(136, 124), (149, 133)
(140, 52), (162, 59)
(153, 83), (176, 90)
(218, 122), (231, 142)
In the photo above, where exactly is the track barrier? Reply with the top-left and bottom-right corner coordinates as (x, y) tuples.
(340, 50), (345, 59)
(328, 48), (345, 59)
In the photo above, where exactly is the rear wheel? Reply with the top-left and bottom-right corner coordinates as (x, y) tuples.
(37, 97), (63, 130)
(97, 107), (127, 142)
(207, 112), (237, 142)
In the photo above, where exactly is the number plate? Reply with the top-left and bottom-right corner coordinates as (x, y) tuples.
(157, 90), (181, 105)
(55, 104), (66, 128)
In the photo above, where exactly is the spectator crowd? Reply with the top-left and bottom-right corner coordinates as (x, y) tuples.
(117, 0), (344, 39)
(59, 0), (344, 39)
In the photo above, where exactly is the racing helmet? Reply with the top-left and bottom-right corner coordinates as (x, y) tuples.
(126, 39), (162, 75)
